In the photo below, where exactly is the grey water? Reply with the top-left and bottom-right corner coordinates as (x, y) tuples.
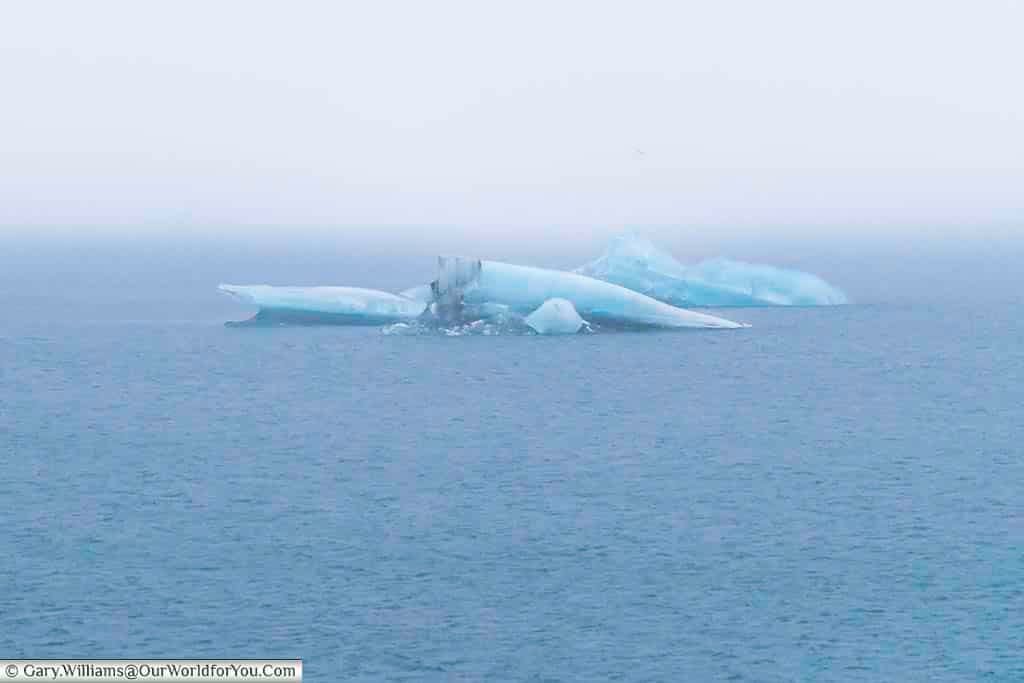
(2, 241), (1023, 681)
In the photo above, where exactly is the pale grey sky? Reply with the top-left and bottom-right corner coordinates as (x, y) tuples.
(2, 0), (1022, 242)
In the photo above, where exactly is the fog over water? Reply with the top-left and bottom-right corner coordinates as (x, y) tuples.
(2, 1), (1022, 321)
(2, 231), (1022, 326)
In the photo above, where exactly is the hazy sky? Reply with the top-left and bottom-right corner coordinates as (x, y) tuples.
(2, 0), (1022, 243)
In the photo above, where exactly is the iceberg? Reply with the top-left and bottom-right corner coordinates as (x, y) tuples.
(523, 298), (587, 335)
(434, 257), (744, 329)
(218, 253), (747, 331)
(576, 233), (848, 306)
(218, 284), (426, 325)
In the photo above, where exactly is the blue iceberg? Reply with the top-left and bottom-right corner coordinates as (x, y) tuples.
(576, 234), (849, 307)
(454, 258), (743, 329)
(220, 255), (746, 330)
(218, 284), (426, 325)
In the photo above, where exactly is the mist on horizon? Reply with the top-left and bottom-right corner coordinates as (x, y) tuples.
(2, 229), (1022, 326)
(3, 1), (1023, 323)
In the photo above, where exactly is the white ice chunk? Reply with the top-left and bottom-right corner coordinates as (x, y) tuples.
(524, 298), (586, 334)
(218, 284), (426, 325)
(470, 302), (512, 320)
(576, 233), (848, 306)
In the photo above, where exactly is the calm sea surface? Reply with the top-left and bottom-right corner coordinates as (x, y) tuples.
(2, 304), (1022, 680)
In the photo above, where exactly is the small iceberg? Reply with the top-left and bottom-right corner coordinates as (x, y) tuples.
(524, 298), (587, 335)
(576, 233), (848, 307)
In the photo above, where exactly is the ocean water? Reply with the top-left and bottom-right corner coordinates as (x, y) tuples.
(2, 302), (1022, 681)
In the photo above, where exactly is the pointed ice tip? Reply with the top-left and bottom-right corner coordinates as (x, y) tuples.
(218, 284), (253, 302)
